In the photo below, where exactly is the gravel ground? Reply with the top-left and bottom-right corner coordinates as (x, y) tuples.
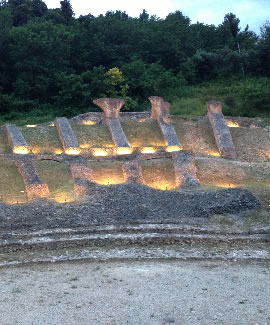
(0, 260), (269, 325)
(0, 184), (259, 231)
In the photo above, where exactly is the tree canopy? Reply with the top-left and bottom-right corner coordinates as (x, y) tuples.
(0, 0), (269, 118)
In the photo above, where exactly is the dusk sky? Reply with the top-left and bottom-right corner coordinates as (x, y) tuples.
(44, 0), (269, 34)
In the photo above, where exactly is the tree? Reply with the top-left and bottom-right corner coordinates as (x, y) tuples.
(223, 12), (240, 38)
(139, 9), (149, 21)
(60, 0), (73, 23)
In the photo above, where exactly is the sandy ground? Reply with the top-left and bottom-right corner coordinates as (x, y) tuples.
(0, 260), (269, 325)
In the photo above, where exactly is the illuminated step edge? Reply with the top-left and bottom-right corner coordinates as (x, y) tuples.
(172, 151), (200, 190)
(55, 117), (80, 155)
(16, 159), (49, 200)
(207, 101), (236, 159)
(4, 124), (31, 154)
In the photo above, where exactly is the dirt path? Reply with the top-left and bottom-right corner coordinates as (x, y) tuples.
(0, 260), (269, 325)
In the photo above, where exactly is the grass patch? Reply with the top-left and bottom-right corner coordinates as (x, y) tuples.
(0, 159), (27, 204)
(170, 98), (207, 117)
(121, 120), (165, 147)
(87, 160), (125, 185)
(0, 128), (12, 154)
(36, 160), (76, 202)
(19, 125), (63, 154)
(71, 122), (114, 148)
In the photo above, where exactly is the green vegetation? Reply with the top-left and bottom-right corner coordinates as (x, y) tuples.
(0, 0), (269, 123)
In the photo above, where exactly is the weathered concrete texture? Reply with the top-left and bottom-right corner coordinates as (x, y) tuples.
(149, 97), (182, 148)
(70, 163), (93, 195)
(173, 151), (200, 189)
(55, 117), (80, 152)
(107, 118), (130, 148)
(93, 98), (130, 149)
(207, 101), (236, 159)
(93, 98), (125, 119)
(16, 159), (49, 200)
(122, 160), (143, 183)
(149, 96), (170, 120)
(4, 124), (30, 154)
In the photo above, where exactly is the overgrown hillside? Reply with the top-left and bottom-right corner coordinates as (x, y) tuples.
(0, 0), (269, 124)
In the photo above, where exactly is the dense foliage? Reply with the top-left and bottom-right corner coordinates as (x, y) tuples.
(0, 0), (269, 123)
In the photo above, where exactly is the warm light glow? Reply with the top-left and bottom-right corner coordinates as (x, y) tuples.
(93, 177), (125, 186)
(264, 152), (270, 159)
(207, 151), (221, 157)
(4, 198), (27, 204)
(31, 147), (41, 154)
(138, 117), (147, 122)
(49, 122), (55, 127)
(80, 144), (91, 149)
(147, 181), (176, 191)
(92, 148), (108, 157)
(115, 147), (133, 155)
(81, 120), (97, 125)
(214, 183), (237, 188)
(226, 120), (240, 128)
(65, 147), (81, 155)
(54, 149), (63, 155)
(140, 147), (157, 154)
(165, 146), (182, 153)
(26, 124), (37, 128)
(54, 192), (76, 203)
(13, 146), (30, 154)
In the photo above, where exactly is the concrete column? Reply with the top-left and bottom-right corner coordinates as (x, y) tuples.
(207, 101), (236, 159)
(172, 151), (200, 190)
(93, 98), (131, 151)
(149, 97), (182, 150)
(4, 124), (30, 154)
(122, 160), (143, 183)
(70, 163), (93, 196)
(55, 117), (80, 155)
(16, 159), (49, 200)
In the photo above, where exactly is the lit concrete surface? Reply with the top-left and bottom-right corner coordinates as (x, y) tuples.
(0, 260), (269, 325)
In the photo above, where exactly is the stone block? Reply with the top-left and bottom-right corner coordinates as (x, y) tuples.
(4, 124), (30, 154)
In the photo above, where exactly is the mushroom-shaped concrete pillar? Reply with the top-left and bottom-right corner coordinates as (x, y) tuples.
(149, 96), (171, 122)
(93, 98), (130, 151)
(207, 100), (222, 114)
(93, 98), (125, 120)
(148, 96), (182, 150)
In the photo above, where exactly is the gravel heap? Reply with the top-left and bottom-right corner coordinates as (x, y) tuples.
(0, 182), (260, 232)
